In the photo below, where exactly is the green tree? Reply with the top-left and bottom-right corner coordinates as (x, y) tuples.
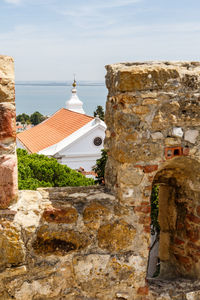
(17, 149), (94, 190)
(93, 149), (107, 184)
(93, 105), (105, 121)
(16, 113), (30, 124)
(30, 111), (45, 125)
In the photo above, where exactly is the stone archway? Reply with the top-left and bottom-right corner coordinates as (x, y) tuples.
(152, 157), (200, 280)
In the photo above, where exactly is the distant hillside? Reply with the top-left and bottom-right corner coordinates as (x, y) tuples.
(15, 81), (105, 87)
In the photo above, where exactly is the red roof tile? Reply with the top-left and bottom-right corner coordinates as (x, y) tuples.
(17, 108), (94, 153)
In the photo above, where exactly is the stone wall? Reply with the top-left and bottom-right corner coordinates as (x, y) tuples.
(105, 62), (200, 297)
(0, 186), (200, 300)
(0, 55), (17, 208)
(0, 186), (147, 300)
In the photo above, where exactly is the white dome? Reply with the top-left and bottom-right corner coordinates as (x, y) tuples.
(66, 81), (85, 114)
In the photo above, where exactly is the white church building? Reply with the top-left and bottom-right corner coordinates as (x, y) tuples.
(17, 80), (106, 174)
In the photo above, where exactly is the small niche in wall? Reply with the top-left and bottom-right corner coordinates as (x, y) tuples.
(165, 147), (183, 159)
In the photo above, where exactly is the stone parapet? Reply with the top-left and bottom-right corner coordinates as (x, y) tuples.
(0, 55), (17, 208)
(0, 186), (198, 299)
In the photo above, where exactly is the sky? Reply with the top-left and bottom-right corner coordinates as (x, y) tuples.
(1, 0), (200, 81)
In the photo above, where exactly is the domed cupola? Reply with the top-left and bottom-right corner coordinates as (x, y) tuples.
(66, 79), (85, 114)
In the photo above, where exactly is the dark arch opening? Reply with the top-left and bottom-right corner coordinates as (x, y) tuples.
(147, 157), (200, 280)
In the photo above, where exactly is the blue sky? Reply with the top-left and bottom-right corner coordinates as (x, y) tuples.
(1, 0), (200, 81)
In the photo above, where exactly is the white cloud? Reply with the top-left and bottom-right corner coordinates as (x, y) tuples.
(4, 0), (21, 4)
(95, 0), (142, 9)
(59, 0), (142, 18)
(56, 0), (143, 33)
(1, 20), (200, 81)
(1, 0), (200, 81)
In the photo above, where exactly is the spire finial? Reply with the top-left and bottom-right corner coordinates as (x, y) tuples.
(66, 75), (85, 114)
(72, 74), (76, 88)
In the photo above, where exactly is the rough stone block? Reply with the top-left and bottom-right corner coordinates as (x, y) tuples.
(98, 221), (136, 252)
(0, 155), (18, 208)
(0, 221), (26, 267)
(43, 207), (78, 224)
(83, 202), (110, 229)
(0, 56), (15, 103)
(151, 132), (164, 140)
(0, 56), (14, 80)
(172, 127), (183, 137)
(184, 130), (199, 144)
(118, 166), (144, 186)
(73, 254), (110, 283)
(0, 102), (16, 141)
(33, 225), (88, 255)
(106, 63), (179, 93)
(0, 79), (15, 103)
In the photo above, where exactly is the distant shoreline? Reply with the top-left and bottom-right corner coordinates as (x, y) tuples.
(15, 81), (105, 87)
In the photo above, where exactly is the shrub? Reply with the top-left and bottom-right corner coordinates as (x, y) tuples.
(17, 149), (94, 190)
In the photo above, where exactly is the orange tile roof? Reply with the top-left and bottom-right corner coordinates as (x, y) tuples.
(17, 108), (94, 153)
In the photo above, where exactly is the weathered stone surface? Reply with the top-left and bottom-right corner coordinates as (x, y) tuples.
(172, 127), (184, 137)
(98, 221), (136, 252)
(106, 63), (180, 92)
(105, 62), (200, 297)
(0, 57), (15, 102)
(0, 79), (15, 103)
(0, 102), (16, 141)
(184, 129), (199, 144)
(10, 190), (50, 231)
(0, 221), (25, 267)
(83, 202), (110, 229)
(0, 265), (27, 278)
(43, 206), (78, 223)
(0, 185), (199, 299)
(33, 225), (88, 255)
(0, 56), (14, 80)
(118, 165), (144, 186)
(73, 254), (110, 283)
(0, 56), (16, 209)
(0, 155), (18, 208)
(151, 131), (164, 140)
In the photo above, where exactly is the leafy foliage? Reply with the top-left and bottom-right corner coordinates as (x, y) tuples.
(93, 105), (105, 121)
(16, 113), (30, 124)
(150, 185), (160, 234)
(17, 149), (94, 190)
(30, 111), (46, 125)
(93, 149), (107, 184)
(16, 111), (46, 126)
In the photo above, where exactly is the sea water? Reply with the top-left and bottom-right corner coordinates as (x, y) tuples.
(15, 82), (108, 117)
